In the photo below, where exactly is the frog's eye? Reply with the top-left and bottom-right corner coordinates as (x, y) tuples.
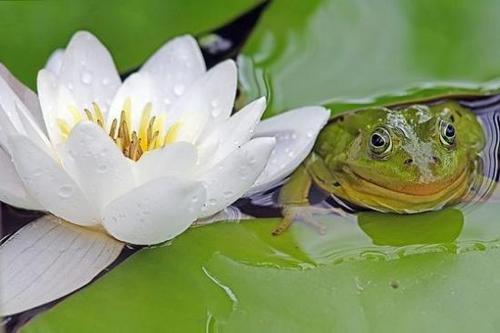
(369, 127), (392, 157)
(439, 120), (456, 146)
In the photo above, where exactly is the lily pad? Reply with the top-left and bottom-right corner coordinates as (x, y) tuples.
(238, 0), (500, 117)
(21, 194), (500, 332)
(0, 0), (261, 88)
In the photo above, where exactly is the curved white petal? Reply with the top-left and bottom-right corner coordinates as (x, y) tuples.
(9, 135), (99, 226)
(61, 122), (135, 212)
(0, 77), (50, 150)
(44, 48), (65, 75)
(0, 215), (123, 316)
(202, 97), (266, 169)
(0, 146), (42, 210)
(141, 35), (206, 114)
(134, 142), (197, 185)
(167, 60), (237, 142)
(106, 72), (155, 131)
(247, 106), (330, 195)
(198, 137), (276, 218)
(0, 63), (46, 133)
(102, 177), (205, 245)
(37, 69), (77, 145)
(57, 31), (121, 112)
(196, 129), (220, 166)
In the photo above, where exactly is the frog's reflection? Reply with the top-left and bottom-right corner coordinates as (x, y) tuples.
(357, 208), (464, 247)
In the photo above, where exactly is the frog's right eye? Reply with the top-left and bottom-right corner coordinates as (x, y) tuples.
(369, 127), (392, 157)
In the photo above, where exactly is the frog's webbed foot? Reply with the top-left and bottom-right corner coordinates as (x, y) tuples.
(272, 205), (345, 236)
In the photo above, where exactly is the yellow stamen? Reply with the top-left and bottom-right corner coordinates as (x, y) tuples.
(138, 103), (152, 150)
(68, 105), (82, 123)
(57, 119), (71, 139)
(92, 102), (104, 125)
(84, 108), (93, 122)
(123, 98), (132, 127)
(109, 118), (118, 139)
(57, 100), (177, 161)
(149, 130), (160, 150)
(164, 121), (182, 145)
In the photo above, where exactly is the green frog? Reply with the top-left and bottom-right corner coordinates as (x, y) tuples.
(273, 101), (485, 235)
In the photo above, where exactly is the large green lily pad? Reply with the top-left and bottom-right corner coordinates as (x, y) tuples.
(0, 0), (261, 88)
(239, 0), (500, 117)
(22, 198), (500, 332)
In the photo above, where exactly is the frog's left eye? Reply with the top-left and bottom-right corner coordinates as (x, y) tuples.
(369, 127), (392, 157)
(439, 120), (456, 146)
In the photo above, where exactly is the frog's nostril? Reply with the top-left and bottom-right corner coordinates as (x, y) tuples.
(404, 158), (413, 165)
(432, 156), (441, 164)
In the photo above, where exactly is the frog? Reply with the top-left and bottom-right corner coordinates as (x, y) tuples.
(272, 101), (485, 235)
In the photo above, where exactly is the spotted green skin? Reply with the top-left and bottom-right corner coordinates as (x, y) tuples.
(279, 101), (485, 216)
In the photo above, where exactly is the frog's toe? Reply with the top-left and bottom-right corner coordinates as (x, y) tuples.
(272, 205), (338, 236)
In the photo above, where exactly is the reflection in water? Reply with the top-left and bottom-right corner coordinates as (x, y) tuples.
(358, 208), (464, 247)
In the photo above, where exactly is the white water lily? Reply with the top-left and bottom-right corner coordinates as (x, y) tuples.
(0, 31), (328, 314)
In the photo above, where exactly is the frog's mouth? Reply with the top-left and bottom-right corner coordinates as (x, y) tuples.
(349, 166), (469, 196)
(335, 166), (471, 213)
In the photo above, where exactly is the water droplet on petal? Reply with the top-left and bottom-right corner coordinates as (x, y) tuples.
(101, 77), (110, 86)
(173, 84), (185, 96)
(306, 131), (314, 138)
(163, 98), (171, 105)
(81, 71), (93, 85)
(97, 164), (108, 173)
(211, 109), (221, 117)
(223, 191), (233, 198)
(58, 185), (73, 198)
(208, 198), (217, 206)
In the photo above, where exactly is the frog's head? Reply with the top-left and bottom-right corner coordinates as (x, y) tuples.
(323, 101), (485, 212)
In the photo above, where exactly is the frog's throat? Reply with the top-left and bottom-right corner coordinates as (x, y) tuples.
(332, 167), (470, 213)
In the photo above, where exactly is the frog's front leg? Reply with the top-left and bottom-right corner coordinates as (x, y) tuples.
(273, 154), (345, 236)
(273, 164), (313, 235)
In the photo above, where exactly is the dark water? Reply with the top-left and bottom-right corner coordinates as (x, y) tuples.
(3, 2), (500, 332)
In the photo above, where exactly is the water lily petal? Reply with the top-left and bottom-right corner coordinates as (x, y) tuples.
(61, 122), (135, 212)
(0, 146), (42, 210)
(0, 63), (46, 133)
(134, 142), (197, 184)
(247, 106), (330, 195)
(167, 60), (237, 142)
(9, 135), (100, 226)
(44, 48), (65, 75)
(198, 137), (276, 218)
(106, 72), (155, 131)
(0, 76), (50, 150)
(0, 215), (123, 316)
(203, 97), (266, 168)
(102, 177), (205, 245)
(141, 35), (206, 114)
(196, 129), (220, 166)
(37, 69), (78, 145)
(58, 31), (121, 113)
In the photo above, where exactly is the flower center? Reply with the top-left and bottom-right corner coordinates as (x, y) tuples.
(56, 99), (181, 161)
